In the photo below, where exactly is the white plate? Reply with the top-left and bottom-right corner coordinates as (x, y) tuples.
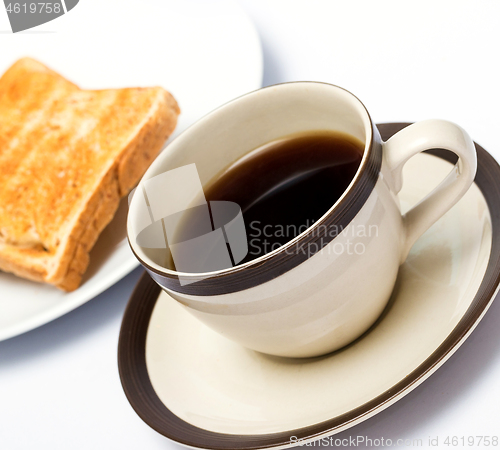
(0, 0), (263, 341)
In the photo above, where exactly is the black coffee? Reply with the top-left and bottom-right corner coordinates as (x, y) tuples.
(205, 131), (363, 264)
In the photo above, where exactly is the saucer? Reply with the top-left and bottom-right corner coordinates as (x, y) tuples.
(118, 123), (500, 449)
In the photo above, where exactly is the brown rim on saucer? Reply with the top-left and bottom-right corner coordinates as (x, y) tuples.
(133, 82), (383, 296)
(118, 123), (500, 450)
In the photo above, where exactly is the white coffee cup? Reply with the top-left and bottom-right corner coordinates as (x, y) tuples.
(127, 82), (477, 358)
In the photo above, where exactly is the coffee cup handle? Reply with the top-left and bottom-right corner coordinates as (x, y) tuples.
(383, 119), (477, 263)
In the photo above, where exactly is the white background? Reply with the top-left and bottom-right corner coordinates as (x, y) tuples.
(1, 1), (500, 449)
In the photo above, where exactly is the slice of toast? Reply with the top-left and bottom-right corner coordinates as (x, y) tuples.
(0, 58), (180, 291)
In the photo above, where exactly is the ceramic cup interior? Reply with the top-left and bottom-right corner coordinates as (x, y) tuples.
(127, 82), (373, 279)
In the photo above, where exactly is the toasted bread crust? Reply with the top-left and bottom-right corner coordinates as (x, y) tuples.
(0, 58), (180, 291)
